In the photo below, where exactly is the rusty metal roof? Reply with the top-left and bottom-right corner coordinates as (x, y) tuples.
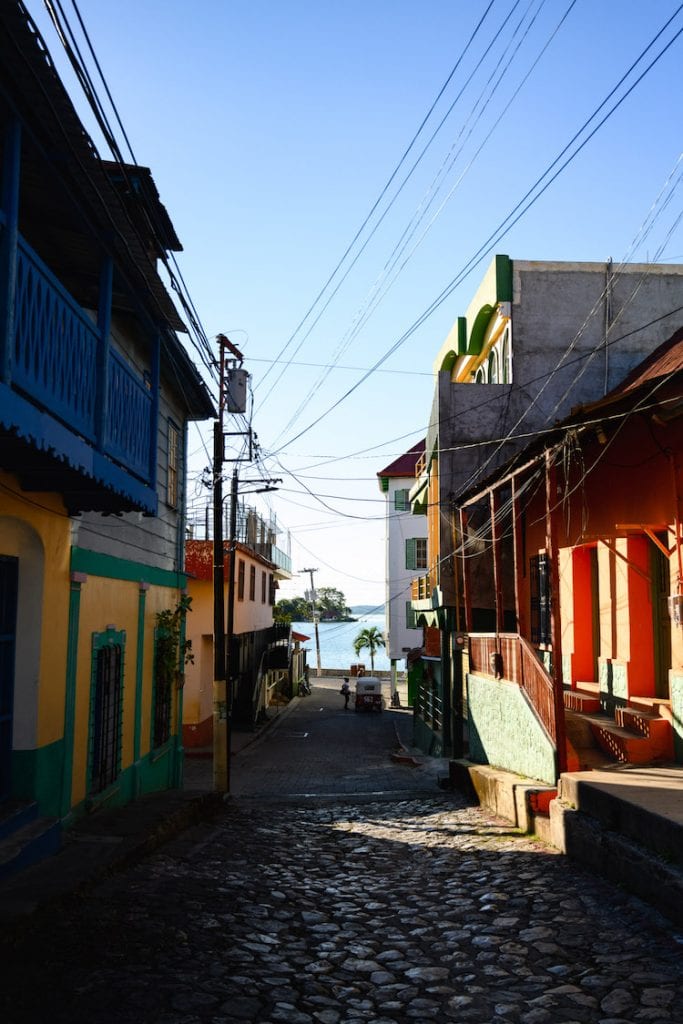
(0, 1), (184, 332)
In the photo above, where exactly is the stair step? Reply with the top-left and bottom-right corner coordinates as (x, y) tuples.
(564, 690), (601, 713)
(0, 801), (38, 841)
(0, 817), (61, 880)
(629, 697), (674, 725)
(575, 680), (600, 694)
(590, 719), (670, 764)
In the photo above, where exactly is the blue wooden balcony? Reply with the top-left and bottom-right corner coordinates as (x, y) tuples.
(0, 226), (158, 514)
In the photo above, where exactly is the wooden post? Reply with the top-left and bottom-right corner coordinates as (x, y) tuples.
(459, 507), (472, 633)
(490, 489), (504, 636)
(511, 476), (526, 635)
(545, 451), (567, 774)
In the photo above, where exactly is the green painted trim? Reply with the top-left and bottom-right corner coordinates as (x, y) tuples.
(60, 580), (82, 816)
(68, 745), (176, 821)
(71, 547), (186, 590)
(495, 254), (512, 302)
(133, 588), (147, 767)
(456, 317), (468, 356)
(467, 304), (494, 356)
(88, 627), (126, 795)
(12, 740), (64, 818)
(379, 476), (389, 493)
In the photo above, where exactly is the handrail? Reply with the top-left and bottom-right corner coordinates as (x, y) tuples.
(467, 632), (557, 742)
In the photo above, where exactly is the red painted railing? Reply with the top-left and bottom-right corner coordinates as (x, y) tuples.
(468, 633), (557, 742)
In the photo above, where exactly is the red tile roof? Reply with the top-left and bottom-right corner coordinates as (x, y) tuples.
(377, 439), (425, 478)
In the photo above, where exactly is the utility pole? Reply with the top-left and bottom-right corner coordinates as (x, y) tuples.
(302, 567), (322, 677)
(212, 334), (247, 793)
(212, 348), (228, 792)
(212, 334), (280, 795)
(225, 466), (239, 794)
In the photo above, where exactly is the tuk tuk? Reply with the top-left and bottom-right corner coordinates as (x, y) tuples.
(354, 676), (383, 712)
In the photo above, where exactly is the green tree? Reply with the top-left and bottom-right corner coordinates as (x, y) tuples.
(274, 596), (313, 623)
(317, 586), (350, 619)
(353, 626), (385, 671)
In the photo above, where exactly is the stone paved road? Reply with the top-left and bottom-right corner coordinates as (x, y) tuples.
(2, 684), (683, 1024)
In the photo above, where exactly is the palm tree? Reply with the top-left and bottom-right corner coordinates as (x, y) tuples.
(353, 626), (385, 672)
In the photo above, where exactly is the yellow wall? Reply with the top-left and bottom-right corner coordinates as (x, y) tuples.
(71, 576), (139, 805)
(0, 470), (70, 747)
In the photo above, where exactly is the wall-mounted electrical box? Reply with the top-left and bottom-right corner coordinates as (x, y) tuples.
(668, 594), (683, 625)
(226, 368), (249, 413)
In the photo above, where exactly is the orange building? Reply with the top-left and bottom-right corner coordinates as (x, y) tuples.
(455, 327), (683, 782)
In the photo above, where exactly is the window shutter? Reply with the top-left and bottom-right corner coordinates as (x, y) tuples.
(405, 538), (416, 570)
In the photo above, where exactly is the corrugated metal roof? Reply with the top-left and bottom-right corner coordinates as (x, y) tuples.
(0, 1), (184, 332)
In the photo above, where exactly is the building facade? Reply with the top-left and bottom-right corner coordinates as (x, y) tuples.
(377, 441), (427, 702)
(410, 254), (683, 756)
(0, 1), (214, 862)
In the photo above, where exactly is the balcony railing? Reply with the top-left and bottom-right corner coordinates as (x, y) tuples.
(468, 632), (557, 743)
(416, 679), (442, 732)
(5, 230), (154, 487)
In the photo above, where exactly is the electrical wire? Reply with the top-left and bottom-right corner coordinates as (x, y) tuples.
(252, 1), (499, 406)
(269, 6), (683, 457)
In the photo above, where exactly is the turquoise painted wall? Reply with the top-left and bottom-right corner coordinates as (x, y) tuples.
(467, 673), (557, 784)
(599, 658), (628, 713)
(671, 673), (683, 762)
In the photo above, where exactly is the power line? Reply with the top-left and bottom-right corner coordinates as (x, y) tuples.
(269, 7), (683, 456)
(252, 1), (499, 407)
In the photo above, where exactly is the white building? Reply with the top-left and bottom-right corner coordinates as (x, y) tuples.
(377, 441), (428, 696)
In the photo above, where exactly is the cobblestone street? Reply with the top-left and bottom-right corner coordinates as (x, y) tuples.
(2, 684), (683, 1023)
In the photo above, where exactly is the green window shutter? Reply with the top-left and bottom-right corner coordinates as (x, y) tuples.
(406, 538), (416, 570)
(395, 489), (409, 511)
(406, 601), (417, 629)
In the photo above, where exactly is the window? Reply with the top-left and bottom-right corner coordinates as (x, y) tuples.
(405, 537), (428, 570)
(406, 601), (418, 629)
(261, 570), (266, 603)
(237, 559), (245, 601)
(89, 630), (124, 794)
(394, 489), (410, 511)
(268, 573), (275, 606)
(167, 420), (180, 508)
(530, 553), (552, 645)
(249, 564), (256, 601)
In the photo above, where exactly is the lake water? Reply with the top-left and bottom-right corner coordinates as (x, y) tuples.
(291, 612), (391, 672)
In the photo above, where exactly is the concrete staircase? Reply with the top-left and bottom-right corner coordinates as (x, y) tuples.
(563, 682), (674, 768)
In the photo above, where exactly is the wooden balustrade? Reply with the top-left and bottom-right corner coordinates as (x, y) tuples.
(467, 633), (557, 742)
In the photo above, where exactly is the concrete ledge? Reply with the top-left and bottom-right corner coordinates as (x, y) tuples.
(550, 798), (683, 928)
(449, 759), (556, 834)
(559, 768), (683, 866)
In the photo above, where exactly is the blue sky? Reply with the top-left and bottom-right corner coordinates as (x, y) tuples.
(27, 1), (683, 605)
